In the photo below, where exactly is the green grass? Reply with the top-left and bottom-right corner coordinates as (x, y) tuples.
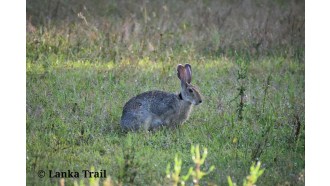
(26, 1), (304, 185)
(27, 51), (304, 185)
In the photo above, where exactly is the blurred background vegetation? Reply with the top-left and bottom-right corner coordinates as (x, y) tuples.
(26, 0), (304, 63)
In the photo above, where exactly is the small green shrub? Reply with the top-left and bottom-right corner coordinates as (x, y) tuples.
(166, 144), (215, 186)
(227, 162), (264, 186)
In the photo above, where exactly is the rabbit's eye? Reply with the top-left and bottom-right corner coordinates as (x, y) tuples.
(188, 89), (193, 93)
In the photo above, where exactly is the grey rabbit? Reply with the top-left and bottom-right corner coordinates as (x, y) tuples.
(120, 64), (202, 131)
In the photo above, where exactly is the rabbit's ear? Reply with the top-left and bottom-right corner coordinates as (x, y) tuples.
(184, 64), (192, 84)
(177, 64), (186, 82)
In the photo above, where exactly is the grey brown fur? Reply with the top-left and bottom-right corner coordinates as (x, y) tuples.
(120, 64), (202, 131)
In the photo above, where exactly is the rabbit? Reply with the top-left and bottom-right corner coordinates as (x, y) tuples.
(120, 64), (202, 131)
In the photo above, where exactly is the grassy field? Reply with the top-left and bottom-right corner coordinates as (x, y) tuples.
(27, 0), (304, 185)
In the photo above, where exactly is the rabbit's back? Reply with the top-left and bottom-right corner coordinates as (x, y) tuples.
(123, 90), (179, 114)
